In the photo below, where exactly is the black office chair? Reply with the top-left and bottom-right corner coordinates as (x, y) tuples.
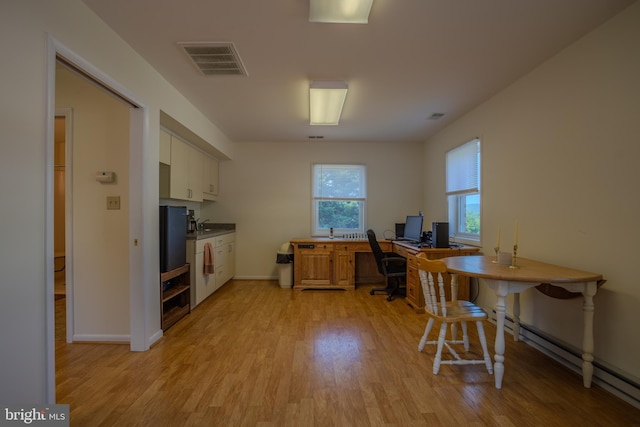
(367, 229), (407, 301)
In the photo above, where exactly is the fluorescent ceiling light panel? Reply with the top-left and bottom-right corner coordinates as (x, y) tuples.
(309, 81), (348, 126)
(309, 0), (374, 24)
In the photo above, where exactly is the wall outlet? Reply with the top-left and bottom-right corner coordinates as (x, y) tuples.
(107, 196), (120, 210)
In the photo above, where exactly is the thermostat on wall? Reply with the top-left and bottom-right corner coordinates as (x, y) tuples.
(96, 171), (115, 183)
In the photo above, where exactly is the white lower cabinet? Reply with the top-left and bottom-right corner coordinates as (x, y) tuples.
(214, 233), (236, 287)
(187, 232), (235, 308)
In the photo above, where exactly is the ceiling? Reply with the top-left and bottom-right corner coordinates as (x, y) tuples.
(82, 0), (634, 144)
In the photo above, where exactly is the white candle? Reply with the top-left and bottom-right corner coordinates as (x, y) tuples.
(496, 226), (501, 248)
(514, 221), (519, 247)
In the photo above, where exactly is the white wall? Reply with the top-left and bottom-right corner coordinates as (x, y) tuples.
(203, 141), (424, 279)
(0, 0), (231, 403)
(56, 67), (131, 339)
(423, 2), (640, 379)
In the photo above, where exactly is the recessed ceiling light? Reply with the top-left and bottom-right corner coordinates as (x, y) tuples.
(309, 81), (348, 125)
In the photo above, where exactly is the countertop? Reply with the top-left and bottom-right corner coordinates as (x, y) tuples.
(186, 223), (235, 240)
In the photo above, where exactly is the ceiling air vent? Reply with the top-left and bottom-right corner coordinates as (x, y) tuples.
(428, 113), (445, 120)
(180, 42), (248, 76)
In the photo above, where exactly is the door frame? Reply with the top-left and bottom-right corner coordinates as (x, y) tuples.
(46, 35), (149, 403)
(54, 108), (74, 343)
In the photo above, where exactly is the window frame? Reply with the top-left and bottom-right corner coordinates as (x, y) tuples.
(311, 163), (366, 237)
(446, 138), (481, 246)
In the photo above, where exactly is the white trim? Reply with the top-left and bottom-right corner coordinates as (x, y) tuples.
(54, 108), (74, 344)
(46, 34), (150, 402)
(148, 330), (164, 347)
(45, 37), (56, 404)
(72, 334), (131, 343)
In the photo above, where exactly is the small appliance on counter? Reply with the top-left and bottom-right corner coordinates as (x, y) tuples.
(187, 209), (197, 233)
(159, 205), (188, 273)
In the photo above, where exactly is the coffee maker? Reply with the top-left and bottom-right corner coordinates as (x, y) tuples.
(187, 209), (197, 233)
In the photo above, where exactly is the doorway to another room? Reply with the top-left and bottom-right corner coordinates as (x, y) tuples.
(53, 112), (70, 343)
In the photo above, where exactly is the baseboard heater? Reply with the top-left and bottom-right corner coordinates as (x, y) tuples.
(489, 310), (640, 409)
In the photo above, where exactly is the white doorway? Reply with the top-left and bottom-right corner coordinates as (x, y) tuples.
(54, 109), (73, 343)
(47, 38), (148, 403)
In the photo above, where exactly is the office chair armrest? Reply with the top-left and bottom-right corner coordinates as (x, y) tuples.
(381, 256), (407, 272)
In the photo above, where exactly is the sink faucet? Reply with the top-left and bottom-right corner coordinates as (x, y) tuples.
(196, 218), (210, 230)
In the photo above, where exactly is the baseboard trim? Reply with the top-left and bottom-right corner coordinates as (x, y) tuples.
(490, 310), (640, 409)
(72, 334), (130, 343)
(149, 329), (163, 347)
(233, 275), (277, 280)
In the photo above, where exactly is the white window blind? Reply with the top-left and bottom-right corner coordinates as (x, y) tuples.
(446, 138), (480, 196)
(313, 164), (366, 199)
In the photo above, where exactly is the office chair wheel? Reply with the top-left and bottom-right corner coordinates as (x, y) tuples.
(370, 290), (375, 295)
(387, 295), (394, 301)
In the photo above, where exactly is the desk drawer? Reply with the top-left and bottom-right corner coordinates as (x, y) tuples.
(394, 244), (415, 258)
(215, 232), (235, 247)
(406, 280), (419, 302)
(337, 242), (369, 252)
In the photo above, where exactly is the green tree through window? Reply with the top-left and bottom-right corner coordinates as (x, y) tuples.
(312, 164), (366, 236)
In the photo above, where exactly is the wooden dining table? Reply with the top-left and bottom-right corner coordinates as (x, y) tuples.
(440, 255), (603, 389)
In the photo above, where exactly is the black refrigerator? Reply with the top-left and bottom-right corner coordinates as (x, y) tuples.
(159, 205), (187, 273)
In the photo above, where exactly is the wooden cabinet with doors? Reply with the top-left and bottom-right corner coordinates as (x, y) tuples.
(290, 238), (393, 290)
(293, 241), (334, 289)
(334, 244), (355, 288)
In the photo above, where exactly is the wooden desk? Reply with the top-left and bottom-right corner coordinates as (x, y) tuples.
(441, 255), (603, 389)
(290, 238), (392, 290)
(392, 241), (480, 312)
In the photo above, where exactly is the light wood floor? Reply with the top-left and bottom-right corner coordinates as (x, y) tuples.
(56, 280), (640, 426)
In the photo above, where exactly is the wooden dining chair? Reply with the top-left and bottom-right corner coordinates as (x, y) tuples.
(415, 253), (493, 375)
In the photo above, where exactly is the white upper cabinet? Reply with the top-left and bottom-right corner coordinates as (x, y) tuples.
(159, 130), (171, 165)
(159, 130), (203, 202)
(202, 154), (219, 201)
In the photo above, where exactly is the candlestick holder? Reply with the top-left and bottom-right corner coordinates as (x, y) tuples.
(492, 246), (499, 263)
(509, 245), (519, 269)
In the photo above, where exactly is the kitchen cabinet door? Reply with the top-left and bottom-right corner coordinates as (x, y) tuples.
(214, 232), (235, 288)
(167, 135), (203, 202)
(187, 238), (216, 308)
(202, 154), (219, 201)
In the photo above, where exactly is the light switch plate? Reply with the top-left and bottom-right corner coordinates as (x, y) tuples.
(107, 196), (120, 210)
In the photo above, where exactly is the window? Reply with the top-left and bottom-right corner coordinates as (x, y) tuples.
(446, 138), (480, 245)
(312, 164), (366, 236)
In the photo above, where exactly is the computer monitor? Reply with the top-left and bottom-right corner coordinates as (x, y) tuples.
(403, 215), (423, 243)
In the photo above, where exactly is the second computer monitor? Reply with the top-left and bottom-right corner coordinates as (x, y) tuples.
(403, 215), (423, 244)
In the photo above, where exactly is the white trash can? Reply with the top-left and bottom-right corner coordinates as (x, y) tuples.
(276, 242), (294, 288)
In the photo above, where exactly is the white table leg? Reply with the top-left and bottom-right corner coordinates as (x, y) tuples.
(492, 281), (509, 389)
(581, 281), (597, 388)
(513, 293), (520, 342)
